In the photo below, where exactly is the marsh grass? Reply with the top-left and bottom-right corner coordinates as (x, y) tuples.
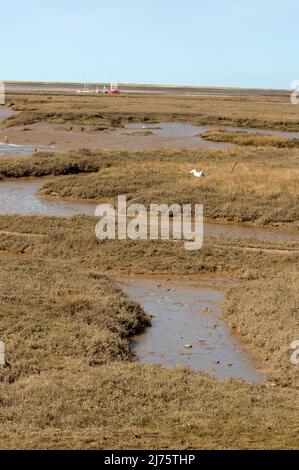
(0, 362), (298, 450)
(0, 256), (149, 384)
(123, 131), (154, 136)
(202, 129), (299, 148)
(4, 91), (299, 131)
(223, 273), (299, 387)
(0, 150), (102, 177)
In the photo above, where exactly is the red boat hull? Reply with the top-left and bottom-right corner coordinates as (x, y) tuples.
(109, 89), (120, 95)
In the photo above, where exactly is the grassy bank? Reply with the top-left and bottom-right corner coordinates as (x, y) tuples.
(223, 273), (299, 386)
(0, 256), (149, 384)
(0, 150), (102, 178)
(202, 129), (299, 148)
(0, 215), (298, 278)
(35, 149), (299, 226)
(1, 362), (298, 449)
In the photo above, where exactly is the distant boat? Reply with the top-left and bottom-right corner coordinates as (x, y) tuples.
(76, 82), (120, 96)
(77, 83), (91, 94)
(109, 82), (120, 95)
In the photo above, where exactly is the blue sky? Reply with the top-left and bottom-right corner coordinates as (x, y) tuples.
(1, 0), (298, 88)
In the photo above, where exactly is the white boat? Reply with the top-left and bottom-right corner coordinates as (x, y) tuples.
(77, 83), (91, 94)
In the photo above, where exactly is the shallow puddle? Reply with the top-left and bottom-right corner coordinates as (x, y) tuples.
(0, 142), (54, 158)
(124, 121), (299, 144)
(117, 276), (265, 382)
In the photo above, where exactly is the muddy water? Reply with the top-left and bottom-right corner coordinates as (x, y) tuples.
(125, 122), (299, 142)
(123, 122), (232, 149)
(0, 142), (54, 158)
(0, 107), (55, 157)
(0, 108), (17, 121)
(0, 178), (97, 216)
(117, 276), (265, 382)
(2, 112), (299, 154)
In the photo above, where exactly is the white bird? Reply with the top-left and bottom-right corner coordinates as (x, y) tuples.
(190, 169), (205, 178)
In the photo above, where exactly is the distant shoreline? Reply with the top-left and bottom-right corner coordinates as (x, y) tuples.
(2, 81), (290, 97)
